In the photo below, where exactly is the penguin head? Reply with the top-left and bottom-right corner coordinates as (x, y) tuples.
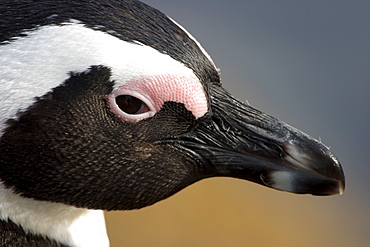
(0, 0), (344, 211)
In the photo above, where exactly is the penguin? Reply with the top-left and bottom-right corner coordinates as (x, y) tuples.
(0, 0), (345, 246)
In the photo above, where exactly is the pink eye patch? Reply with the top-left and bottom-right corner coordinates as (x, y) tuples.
(108, 73), (208, 122)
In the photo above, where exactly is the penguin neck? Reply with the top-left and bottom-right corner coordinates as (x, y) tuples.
(0, 183), (109, 247)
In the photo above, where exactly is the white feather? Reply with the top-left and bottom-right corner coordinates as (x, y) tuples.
(0, 183), (109, 247)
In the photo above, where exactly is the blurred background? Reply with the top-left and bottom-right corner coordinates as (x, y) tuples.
(106, 1), (369, 246)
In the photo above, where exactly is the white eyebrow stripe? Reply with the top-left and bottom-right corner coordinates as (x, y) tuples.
(0, 21), (208, 134)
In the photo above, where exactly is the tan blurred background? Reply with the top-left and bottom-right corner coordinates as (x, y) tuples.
(105, 1), (369, 246)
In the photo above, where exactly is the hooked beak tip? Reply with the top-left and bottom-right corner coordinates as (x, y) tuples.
(269, 139), (345, 196)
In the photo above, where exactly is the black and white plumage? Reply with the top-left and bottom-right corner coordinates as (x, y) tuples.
(0, 0), (345, 246)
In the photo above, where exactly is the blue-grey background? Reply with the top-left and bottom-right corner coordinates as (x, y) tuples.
(106, 1), (370, 246)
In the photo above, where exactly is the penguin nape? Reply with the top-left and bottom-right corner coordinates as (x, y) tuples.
(0, 0), (345, 246)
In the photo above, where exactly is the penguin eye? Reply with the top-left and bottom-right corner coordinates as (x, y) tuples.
(115, 95), (150, 115)
(108, 86), (157, 122)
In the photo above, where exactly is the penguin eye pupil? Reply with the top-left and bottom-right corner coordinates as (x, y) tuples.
(115, 95), (145, 114)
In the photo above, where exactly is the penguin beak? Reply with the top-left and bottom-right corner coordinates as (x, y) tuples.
(168, 83), (345, 195)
